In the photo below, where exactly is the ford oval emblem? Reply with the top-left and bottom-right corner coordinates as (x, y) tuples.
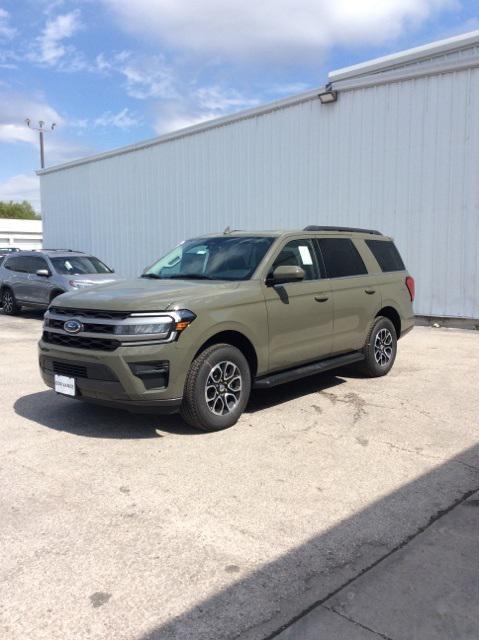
(64, 319), (82, 334)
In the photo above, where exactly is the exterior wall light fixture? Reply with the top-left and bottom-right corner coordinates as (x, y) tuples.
(318, 83), (338, 104)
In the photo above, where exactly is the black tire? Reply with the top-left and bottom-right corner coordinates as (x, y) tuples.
(1, 288), (21, 315)
(360, 316), (397, 377)
(180, 343), (252, 432)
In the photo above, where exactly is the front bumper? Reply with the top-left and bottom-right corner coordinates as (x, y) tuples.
(38, 337), (191, 412)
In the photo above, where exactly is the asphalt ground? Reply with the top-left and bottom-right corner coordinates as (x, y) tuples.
(1, 311), (478, 640)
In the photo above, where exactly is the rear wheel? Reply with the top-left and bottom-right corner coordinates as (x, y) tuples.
(180, 343), (251, 431)
(1, 288), (21, 315)
(360, 316), (397, 377)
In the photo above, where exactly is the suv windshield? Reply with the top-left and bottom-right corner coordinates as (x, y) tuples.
(143, 236), (274, 281)
(51, 256), (112, 275)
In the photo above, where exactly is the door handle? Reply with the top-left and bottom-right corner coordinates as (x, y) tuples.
(314, 296), (329, 302)
(365, 289), (376, 295)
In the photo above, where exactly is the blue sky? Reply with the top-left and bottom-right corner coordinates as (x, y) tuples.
(1, 0), (478, 210)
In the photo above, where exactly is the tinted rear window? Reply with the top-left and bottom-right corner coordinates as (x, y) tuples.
(318, 238), (368, 278)
(28, 256), (49, 272)
(4, 256), (29, 272)
(366, 240), (405, 272)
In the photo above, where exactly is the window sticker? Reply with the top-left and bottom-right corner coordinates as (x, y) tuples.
(298, 245), (313, 265)
(64, 260), (73, 271)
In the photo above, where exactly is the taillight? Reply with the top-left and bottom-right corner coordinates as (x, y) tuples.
(405, 276), (415, 302)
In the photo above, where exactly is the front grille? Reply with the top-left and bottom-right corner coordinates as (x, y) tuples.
(43, 331), (120, 351)
(53, 361), (88, 378)
(47, 318), (115, 334)
(49, 306), (129, 321)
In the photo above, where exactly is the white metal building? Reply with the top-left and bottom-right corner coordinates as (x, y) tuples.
(0, 218), (42, 250)
(39, 31), (479, 320)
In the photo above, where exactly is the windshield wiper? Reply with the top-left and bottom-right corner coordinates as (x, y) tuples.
(165, 273), (215, 280)
(140, 273), (161, 279)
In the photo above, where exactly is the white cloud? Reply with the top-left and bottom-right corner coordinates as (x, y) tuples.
(0, 89), (91, 165)
(0, 173), (40, 210)
(195, 87), (260, 112)
(102, 0), (457, 59)
(0, 8), (16, 40)
(153, 86), (262, 135)
(93, 108), (141, 130)
(91, 50), (178, 101)
(0, 123), (37, 144)
(36, 9), (81, 65)
(97, 52), (177, 100)
(0, 89), (62, 134)
(154, 108), (215, 135)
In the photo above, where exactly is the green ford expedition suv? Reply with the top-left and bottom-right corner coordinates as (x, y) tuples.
(39, 227), (415, 431)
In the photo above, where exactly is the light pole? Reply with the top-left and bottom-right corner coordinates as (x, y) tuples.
(25, 119), (56, 169)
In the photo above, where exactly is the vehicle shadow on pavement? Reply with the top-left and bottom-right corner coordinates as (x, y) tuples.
(2, 309), (46, 320)
(247, 372), (346, 412)
(13, 391), (197, 439)
(135, 444), (479, 640)
(15, 373), (348, 438)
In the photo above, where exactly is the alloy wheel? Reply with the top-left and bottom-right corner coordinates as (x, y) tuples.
(205, 360), (242, 415)
(374, 327), (393, 366)
(2, 291), (13, 314)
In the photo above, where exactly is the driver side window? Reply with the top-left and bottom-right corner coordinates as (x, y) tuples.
(271, 239), (321, 281)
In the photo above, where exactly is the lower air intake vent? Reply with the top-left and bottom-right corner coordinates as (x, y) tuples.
(53, 361), (88, 378)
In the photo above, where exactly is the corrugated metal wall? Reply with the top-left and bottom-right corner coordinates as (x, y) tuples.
(41, 60), (479, 318)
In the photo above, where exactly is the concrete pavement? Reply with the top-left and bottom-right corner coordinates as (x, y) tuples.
(0, 312), (478, 640)
(277, 488), (479, 639)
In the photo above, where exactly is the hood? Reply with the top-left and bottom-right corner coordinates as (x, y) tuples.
(55, 277), (241, 312)
(69, 273), (123, 286)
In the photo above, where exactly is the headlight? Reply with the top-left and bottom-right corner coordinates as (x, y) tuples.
(114, 318), (173, 338)
(69, 280), (91, 289)
(113, 310), (196, 342)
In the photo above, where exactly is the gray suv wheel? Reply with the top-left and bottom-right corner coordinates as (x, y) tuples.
(1, 288), (21, 315)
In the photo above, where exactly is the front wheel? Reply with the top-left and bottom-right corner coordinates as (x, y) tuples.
(180, 343), (251, 431)
(360, 316), (397, 377)
(1, 288), (21, 315)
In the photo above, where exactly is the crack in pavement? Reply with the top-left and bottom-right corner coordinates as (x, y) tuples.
(323, 606), (394, 640)
(263, 485), (479, 640)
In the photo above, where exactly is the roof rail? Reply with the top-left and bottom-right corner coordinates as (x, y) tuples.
(42, 248), (85, 252)
(303, 225), (382, 235)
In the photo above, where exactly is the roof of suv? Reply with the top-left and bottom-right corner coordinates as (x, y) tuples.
(5, 249), (87, 258)
(202, 227), (391, 240)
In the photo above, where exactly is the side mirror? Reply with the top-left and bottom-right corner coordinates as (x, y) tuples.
(267, 265), (305, 286)
(36, 269), (51, 278)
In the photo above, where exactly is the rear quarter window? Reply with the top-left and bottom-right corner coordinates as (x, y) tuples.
(4, 256), (29, 272)
(317, 238), (368, 278)
(365, 240), (405, 272)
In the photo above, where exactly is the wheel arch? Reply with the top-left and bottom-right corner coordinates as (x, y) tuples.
(193, 330), (259, 377)
(376, 306), (401, 338)
(49, 288), (65, 302)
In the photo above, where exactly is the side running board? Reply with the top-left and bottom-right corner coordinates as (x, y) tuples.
(253, 351), (364, 389)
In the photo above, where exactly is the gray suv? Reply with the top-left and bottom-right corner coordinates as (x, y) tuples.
(0, 250), (121, 315)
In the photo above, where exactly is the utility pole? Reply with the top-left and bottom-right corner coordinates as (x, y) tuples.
(25, 119), (56, 169)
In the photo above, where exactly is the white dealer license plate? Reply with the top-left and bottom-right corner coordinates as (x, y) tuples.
(54, 375), (76, 396)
